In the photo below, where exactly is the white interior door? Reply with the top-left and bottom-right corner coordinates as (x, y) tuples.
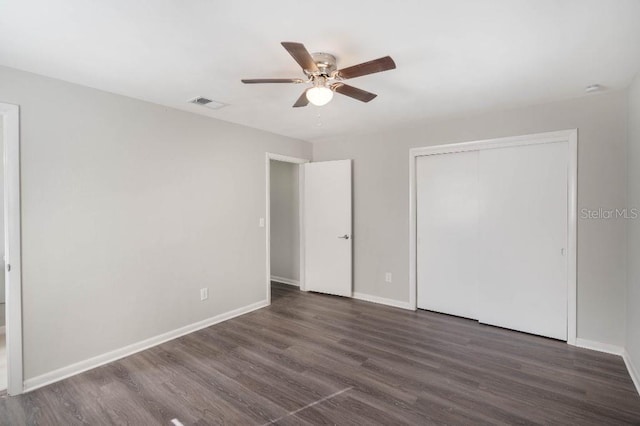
(416, 151), (479, 319)
(478, 142), (569, 340)
(304, 160), (352, 297)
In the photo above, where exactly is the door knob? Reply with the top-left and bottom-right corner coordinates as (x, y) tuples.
(338, 235), (350, 240)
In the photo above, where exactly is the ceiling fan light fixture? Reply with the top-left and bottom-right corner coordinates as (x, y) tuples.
(306, 86), (333, 106)
(241, 42), (396, 107)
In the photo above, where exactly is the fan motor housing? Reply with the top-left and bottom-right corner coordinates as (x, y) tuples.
(310, 52), (337, 76)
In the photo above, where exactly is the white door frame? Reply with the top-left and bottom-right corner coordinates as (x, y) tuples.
(409, 129), (578, 345)
(1, 102), (24, 394)
(265, 153), (310, 304)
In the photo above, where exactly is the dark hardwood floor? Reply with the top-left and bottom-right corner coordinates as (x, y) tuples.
(2, 282), (639, 425)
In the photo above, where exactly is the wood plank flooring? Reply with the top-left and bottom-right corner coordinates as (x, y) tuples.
(1, 282), (639, 425)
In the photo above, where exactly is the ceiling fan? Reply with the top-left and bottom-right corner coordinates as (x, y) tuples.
(242, 42), (396, 107)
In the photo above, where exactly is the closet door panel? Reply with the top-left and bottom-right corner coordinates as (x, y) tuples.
(478, 142), (568, 340)
(416, 151), (479, 319)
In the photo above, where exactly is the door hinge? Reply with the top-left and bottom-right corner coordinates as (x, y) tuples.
(7, 264), (10, 272)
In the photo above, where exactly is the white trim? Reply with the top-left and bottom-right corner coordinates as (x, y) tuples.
(270, 276), (300, 287)
(298, 164), (306, 292)
(572, 340), (639, 395)
(566, 131), (578, 345)
(0, 103), (23, 395)
(574, 338), (624, 355)
(267, 153), (309, 164)
(410, 129), (577, 157)
(352, 292), (413, 310)
(265, 153), (310, 304)
(409, 129), (578, 345)
(409, 147), (417, 311)
(623, 350), (640, 396)
(23, 299), (269, 393)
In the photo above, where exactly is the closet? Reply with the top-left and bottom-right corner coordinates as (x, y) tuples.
(416, 139), (570, 340)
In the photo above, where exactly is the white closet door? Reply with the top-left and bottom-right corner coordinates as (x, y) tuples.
(416, 150), (479, 319)
(478, 141), (568, 340)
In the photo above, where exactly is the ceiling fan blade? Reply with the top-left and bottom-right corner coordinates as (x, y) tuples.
(337, 56), (396, 80)
(293, 90), (309, 108)
(332, 83), (377, 103)
(241, 78), (303, 84)
(281, 42), (319, 73)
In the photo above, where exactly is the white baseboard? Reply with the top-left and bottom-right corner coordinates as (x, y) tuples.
(559, 338), (640, 395)
(556, 337), (640, 394)
(270, 276), (299, 287)
(352, 292), (413, 310)
(574, 338), (625, 355)
(623, 349), (640, 396)
(23, 299), (269, 393)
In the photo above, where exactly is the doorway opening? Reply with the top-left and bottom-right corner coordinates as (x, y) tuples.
(265, 153), (309, 304)
(0, 102), (23, 395)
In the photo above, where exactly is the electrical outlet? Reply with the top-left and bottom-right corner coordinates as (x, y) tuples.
(385, 272), (392, 283)
(200, 288), (208, 301)
(259, 218), (265, 228)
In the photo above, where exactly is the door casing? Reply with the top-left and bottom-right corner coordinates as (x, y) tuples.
(1, 102), (24, 395)
(265, 153), (310, 304)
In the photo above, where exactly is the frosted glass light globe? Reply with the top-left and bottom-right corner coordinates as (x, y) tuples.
(306, 86), (334, 106)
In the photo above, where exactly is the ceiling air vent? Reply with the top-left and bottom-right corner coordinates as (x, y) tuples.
(188, 97), (226, 110)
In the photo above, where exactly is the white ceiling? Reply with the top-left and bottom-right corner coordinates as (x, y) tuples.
(2, 0), (640, 142)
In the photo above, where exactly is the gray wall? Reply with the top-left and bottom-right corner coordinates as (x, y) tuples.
(270, 160), (300, 283)
(627, 73), (640, 371)
(0, 65), (311, 379)
(314, 91), (628, 347)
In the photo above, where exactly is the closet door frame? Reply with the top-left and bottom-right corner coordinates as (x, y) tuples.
(409, 129), (578, 345)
